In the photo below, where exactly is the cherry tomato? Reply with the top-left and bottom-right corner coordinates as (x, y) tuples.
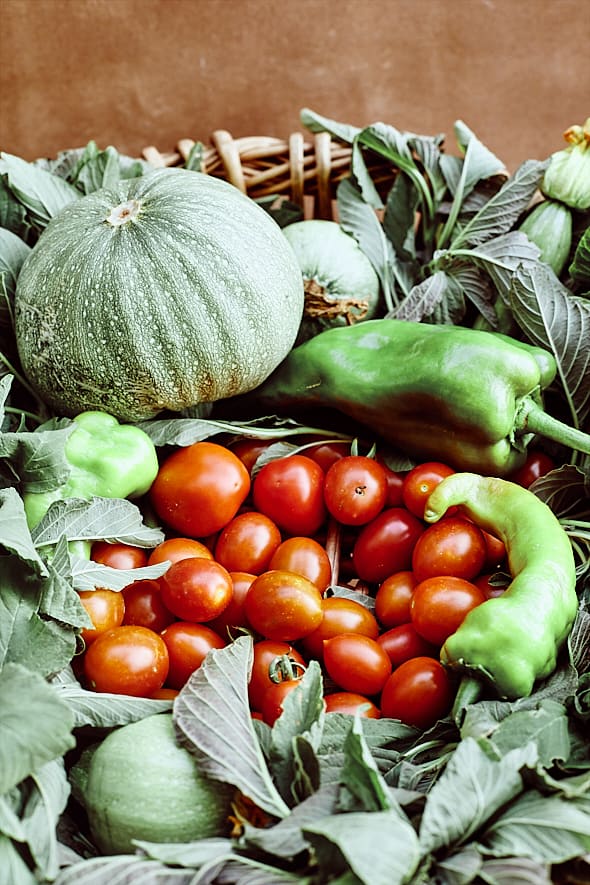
(208, 571), (256, 637)
(147, 537), (213, 566)
(248, 639), (306, 712)
(78, 589), (125, 645)
(509, 450), (556, 489)
(374, 571), (417, 628)
(301, 595), (380, 661)
(150, 687), (179, 700)
(261, 678), (303, 726)
(121, 579), (176, 633)
(214, 511), (282, 574)
(83, 625), (169, 696)
(229, 438), (277, 473)
(380, 657), (454, 729)
(304, 440), (351, 472)
(323, 634), (392, 696)
(411, 516), (487, 583)
(323, 455), (388, 526)
(481, 530), (507, 570)
(402, 462), (455, 519)
(160, 621), (226, 690)
(269, 536), (332, 592)
(159, 557), (233, 622)
(475, 571), (509, 599)
(376, 460), (405, 507)
(91, 542), (148, 570)
(252, 455), (327, 536)
(410, 575), (486, 646)
(245, 570), (323, 641)
(352, 508), (424, 584)
(150, 441), (251, 538)
(323, 691), (381, 718)
(377, 623), (439, 667)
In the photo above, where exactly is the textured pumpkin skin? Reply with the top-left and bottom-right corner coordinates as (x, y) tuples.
(83, 713), (234, 855)
(15, 168), (304, 420)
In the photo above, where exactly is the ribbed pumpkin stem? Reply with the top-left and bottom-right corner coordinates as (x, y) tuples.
(106, 199), (142, 227)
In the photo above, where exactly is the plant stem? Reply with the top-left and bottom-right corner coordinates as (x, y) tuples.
(516, 397), (590, 455)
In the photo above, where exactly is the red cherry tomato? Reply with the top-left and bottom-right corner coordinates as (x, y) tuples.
(229, 438), (277, 473)
(249, 639), (306, 712)
(304, 441), (351, 472)
(214, 511), (282, 574)
(159, 557), (233, 622)
(252, 455), (327, 536)
(380, 657), (454, 729)
(208, 571), (256, 637)
(481, 530), (507, 570)
(147, 537), (214, 566)
(410, 575), (486, 646)
(475, 571), (509, 599)
(374, 570), (417, 628)
(323, 633), (392, 696)
(83, 625), (169, 697)
(245, 570), (323, 641)
(377, 461), (405, 507)
(78, 589), (125, 646)
(323, 455), (388, 526)
(261, 678), (303, 726)
(352, 508), (424, 584)
(160, 621), (226, 690)
(324, 691), (381, 718)
(301, 595), (380, 661)
(402, 462), (455, 519)
(91, 542), (148, 570)
(269, 536), (332, 592)
(377, 622), (439, 668)
(121, 579), (176, 633)
(411, 516), (487, 583)
(150, 441), (251, 538)
(509, 450), (556, 488)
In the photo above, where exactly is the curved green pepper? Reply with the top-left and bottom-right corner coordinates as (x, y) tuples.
(424, 472), (578, 699)
(233, 319), (590, 476)
(23, 411), (159, 552)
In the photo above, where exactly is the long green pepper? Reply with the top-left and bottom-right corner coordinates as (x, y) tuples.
(424, 472), (578, 700)
(230, 319), (590, 476)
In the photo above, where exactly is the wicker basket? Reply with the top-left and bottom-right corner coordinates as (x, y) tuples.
(142, 129), (396, 219)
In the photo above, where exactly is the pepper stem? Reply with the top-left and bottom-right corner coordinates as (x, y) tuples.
(451, 675), (484, 725)
(516, 396), (590, 455)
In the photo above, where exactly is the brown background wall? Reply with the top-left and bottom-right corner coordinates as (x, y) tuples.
(1, 0), (588, 172)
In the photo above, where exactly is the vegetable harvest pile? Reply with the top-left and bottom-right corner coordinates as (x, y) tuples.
(1, 112), (589, 885)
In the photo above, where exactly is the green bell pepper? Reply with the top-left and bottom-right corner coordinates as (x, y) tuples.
(424, 472), (578, 700)
(230, 319), (590, 476)
(23, 411), (159, 543)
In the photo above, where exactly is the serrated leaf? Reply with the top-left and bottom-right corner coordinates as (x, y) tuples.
(174, 635), (290, 819)
(450, 159), (546, 248)
(69, 556), (168, 592)
(509, 263), (590, 425)
(31, 496), (165, 548)
(478, 790), (590, 862)
(569, 225), (590, 284)
(447, 231), (541, 300)
(529, 464), (590, 519)
(392, 270), (448, 322)
(0, 423), (73, 492)
(137, 415), (351, 448)
(418, 738), (538, 854)
(53, 856), (197, 884)
(0, 664), (75, 794)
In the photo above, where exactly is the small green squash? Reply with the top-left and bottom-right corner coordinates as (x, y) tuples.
(15, 168), (304, 421)
(80, 713), (234, 855)
(282, 219), (382, 344)
(519, 198), (573, 277)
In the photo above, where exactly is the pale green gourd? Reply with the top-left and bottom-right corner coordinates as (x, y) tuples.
(15, 168), (304, 421)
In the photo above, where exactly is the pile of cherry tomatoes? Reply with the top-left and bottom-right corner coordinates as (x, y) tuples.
(77, 438), (554, 731)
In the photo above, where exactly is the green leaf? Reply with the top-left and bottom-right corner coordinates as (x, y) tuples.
(0, 663), (75, 794)
(339, 716), (397, 813)
(304, 808), (420, 885)
(569, 224), (590, 284)
(300, 107), (361, 145)
(0, 152), (80, 230)
(0, 424), (73, 492)
(488, 700), (570, 767)
(509, 263), (590, 426)
(393, 270), (448, 322)
(446, 231), (541, 302)
(0, 227), (31, 302)
(68, 556), (168, 592)
(31, 496), (165, 548)
(174, 635), (291, 819)
(0, 834), (37, 885)
(478, 790), (590, 863)
(418, 737), (538, 854)
(450, 159), (546, 248)
(52, 676), (173, 729)
(138, 414), (353, 447)
(0, 488), (48, 574)
(20, 759), (70, 881)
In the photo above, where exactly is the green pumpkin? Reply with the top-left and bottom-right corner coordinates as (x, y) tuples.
(15, 168), (304, 421)
(282, 219), (382, 345)
(79, 713), (234, 855)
